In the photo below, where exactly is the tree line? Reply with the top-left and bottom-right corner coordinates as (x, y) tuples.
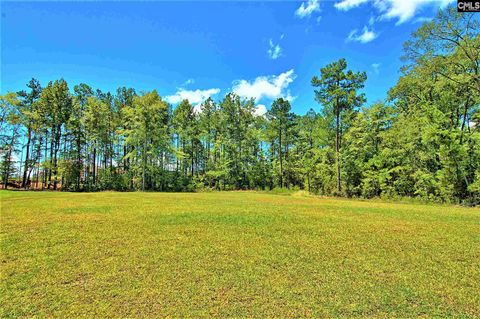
(1, 8), (479, 204)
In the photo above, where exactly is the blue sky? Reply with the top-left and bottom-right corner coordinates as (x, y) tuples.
(1, 0), (454, 115)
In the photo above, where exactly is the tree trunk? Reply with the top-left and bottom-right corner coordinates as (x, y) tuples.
(335, 105), (341, 193)
(93, 144), (96, 186)
(53, 128), (61, 191)
(3, 129), (18, 189)
(191, 139), (194, 177)
(42, 130), (48, 191)
(307, 173), (310, 193)
(22, 127), (32, 188)
(279, 128), (283, 188)
(48, 130), (54, 190)
(76, 133), (81, 190)
(142, 137), (146, 191)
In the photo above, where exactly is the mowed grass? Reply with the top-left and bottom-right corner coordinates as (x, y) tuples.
(1, 191), (479, 318)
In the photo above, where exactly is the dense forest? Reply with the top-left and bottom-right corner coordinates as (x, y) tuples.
(1, 8), (479, 205)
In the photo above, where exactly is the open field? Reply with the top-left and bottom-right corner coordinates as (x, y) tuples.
(1, 191), (479, 318)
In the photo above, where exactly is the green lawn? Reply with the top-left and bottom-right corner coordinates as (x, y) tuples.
(1, 191), (479, 318)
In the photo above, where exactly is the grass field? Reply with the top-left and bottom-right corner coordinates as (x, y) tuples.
(1, 191), (479, 318)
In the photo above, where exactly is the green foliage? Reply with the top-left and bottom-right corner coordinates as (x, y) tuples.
(0, 93), (23, 188)
(312, 58), (367, 194)
(1, 7), (478, 204)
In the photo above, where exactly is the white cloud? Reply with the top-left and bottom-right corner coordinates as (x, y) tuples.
(267, 39), (283, 60)
(371, 63), (381, 74)
(254, 104), (267, 117)
(335, 0), (369, 10)
(347, 26), (378, 43)
(183, 78), (195, 86)
(232, 69), (296, 101)
(285, 94), (297, 102)
(377, 0), (454, 25)
(413, 16), (433, 24)
(192, 104), (203, 113)
(295, 0), (320, 18)
(334, 0), (454, 24)
(165, 88), (220, 105)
